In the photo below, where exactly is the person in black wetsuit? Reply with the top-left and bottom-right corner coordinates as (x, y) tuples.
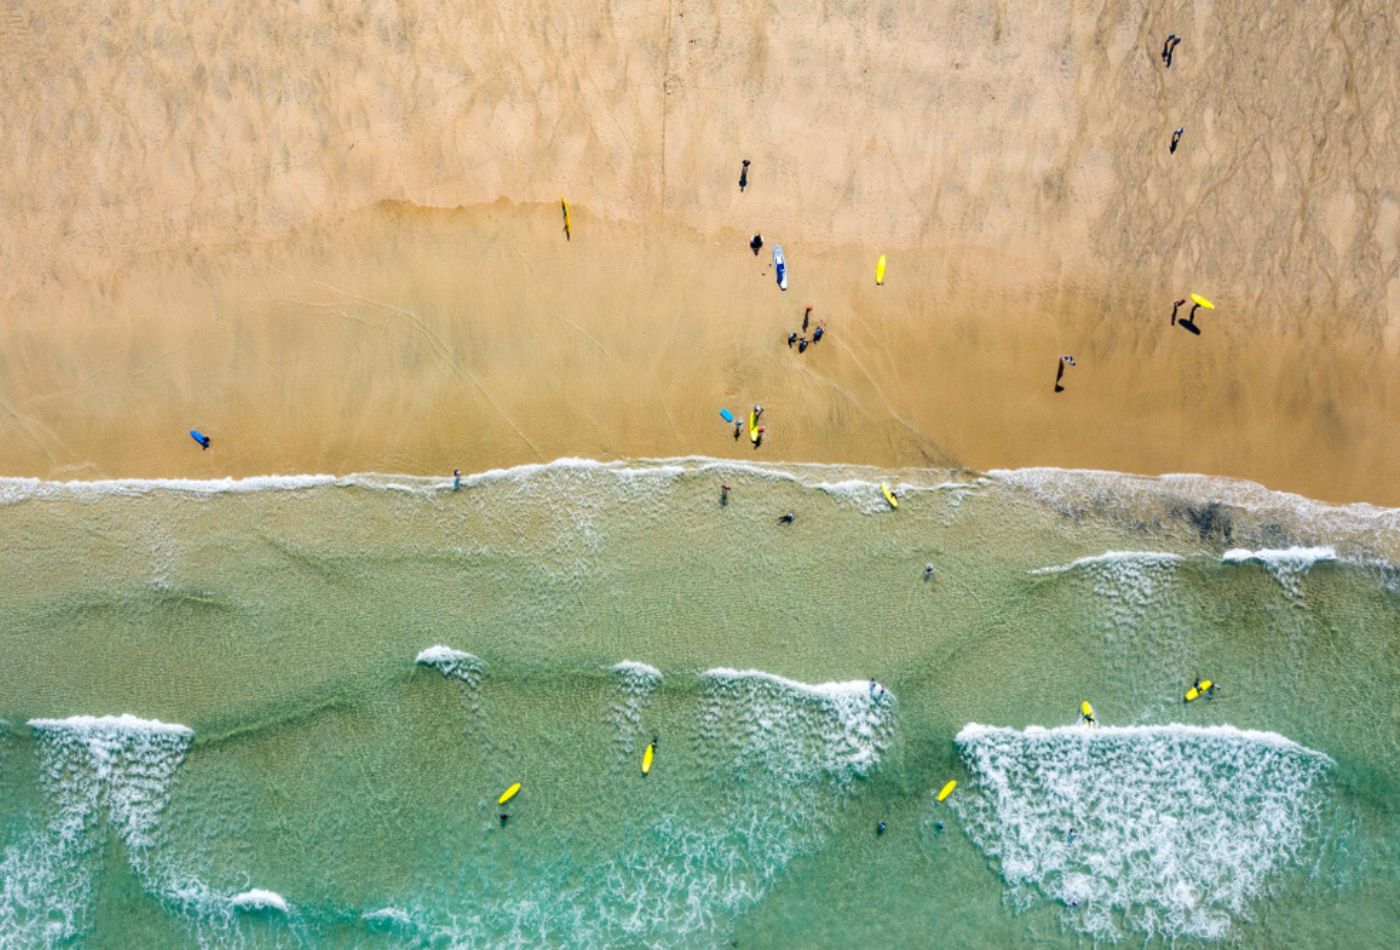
(778, 512), (795, 524)
(787, 332), (797, 348)
(739, 159), (750, 192)
(812, 325), (824, 343)
(750, 233), (763, 255)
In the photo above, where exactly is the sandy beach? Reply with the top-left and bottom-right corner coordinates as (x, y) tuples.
(2, 0), (1398, 503)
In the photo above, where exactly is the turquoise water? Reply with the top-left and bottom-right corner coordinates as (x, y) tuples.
(0, 459), (1396, 947)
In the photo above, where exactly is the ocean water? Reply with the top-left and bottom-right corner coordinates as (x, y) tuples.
(0, 458), (1396, 948)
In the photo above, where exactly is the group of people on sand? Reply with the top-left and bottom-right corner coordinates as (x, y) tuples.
(785, 306), (826, 354)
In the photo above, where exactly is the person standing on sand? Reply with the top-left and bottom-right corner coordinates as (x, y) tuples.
(739, 159), (750, 192)
(753, 426), (765, 449)
(798, 338), (809, 353)
(750, 234), (763, 256)
(733, 421), (743, 440)
(1054, 355), (1076, 393)
(787, 332), (797, 348)
(1171, 298), (1187, 324)
(812, 325), (825, 343)
(1162, 34), (1181, 68)
(1171, 128), (1184, 153)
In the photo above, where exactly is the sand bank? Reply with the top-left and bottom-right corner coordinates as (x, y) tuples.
(1, 0), (1397, 503)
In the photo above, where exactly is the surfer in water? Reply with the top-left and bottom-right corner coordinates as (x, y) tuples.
(739, 159), (750, 192)
(1171, 297), (1187, 324)
(1171, 128), (1184, 153)
(924, 563), (936, 581)
(877, 821), (887, 836)
(778, 511), (795, 524)
(721, 483), (732, 506)
(750, 233), (763, 256)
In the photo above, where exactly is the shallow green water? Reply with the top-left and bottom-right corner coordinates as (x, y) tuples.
(0, 459), (1396, 947)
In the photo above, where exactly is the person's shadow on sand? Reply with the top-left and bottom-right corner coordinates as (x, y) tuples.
(1178, 319), (1201, 335)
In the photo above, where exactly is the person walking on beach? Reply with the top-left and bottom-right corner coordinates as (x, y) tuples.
(798, 337), (809, 353)
(1170, 128), (1184, 153)
(1171, 298), (1187, 324)
(1054, 355), (1076, 393)
(752, 426), (765, 449)
(190, 429), (211, 450)
(452, 468), (462, 491)
(750, 233), (763, 256)
(739, 159), (750, 192)
(787, 331), (797, 348)
(812, 325), (824, 343)
(1162, 34), (1181, 68)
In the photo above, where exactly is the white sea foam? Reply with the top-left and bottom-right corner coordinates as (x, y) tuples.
(952, 722), (1333, 942)
(2, 715), (194, 944)
(363, 906), (413, 926)
(609, 661), (663, 755)
(1031, 551), (1185, 576)
(228, 888), (290, 914)
(0, 474), (341, 506)
(700, 668), (894, 777)
(1221, 546), (1336, 600)
(994, 466), (1399, 561)
(415, 645), (485, 683)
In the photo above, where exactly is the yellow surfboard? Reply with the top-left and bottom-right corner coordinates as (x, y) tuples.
(748, 410), (759, 443)
(642, 743), (655, 775)
(937, 780), (957, 802)
(498, 782), (522, 805)
(876, 254), (887, 285)
(560, 198), (571, 240)
(1185, 679), (1213, 702)
(881, 484), (899, 509)
(1190, 293), (1215, 309)
(1081, 701), (1095, 726)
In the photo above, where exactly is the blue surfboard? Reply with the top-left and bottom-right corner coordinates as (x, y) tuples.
(190, 429), (211, 448)
(719, 409), (735, 423)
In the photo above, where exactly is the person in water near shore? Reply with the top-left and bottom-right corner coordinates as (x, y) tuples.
(1171, 128), (1184, 153)
(924, 563), (935, 580)
(787, 331), (797, 348)
(739, 159), (750, 192)
(720, 484), (732, 506)
(750, 233), (763, 255)
(452, 468), (461, 491)
(877, 821), (887, 836)
(499, 814), (509, 825)
(1162, 34), (1181, 68)
(1171, 298), (1187, 324)
(778, 512), (795, 524)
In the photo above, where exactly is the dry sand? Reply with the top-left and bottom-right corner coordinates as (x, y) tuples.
(1, 0), (1398, 503)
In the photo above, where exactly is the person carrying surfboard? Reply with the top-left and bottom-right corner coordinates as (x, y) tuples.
(189, 429), (211, 450)
(750, 233), (763, 256)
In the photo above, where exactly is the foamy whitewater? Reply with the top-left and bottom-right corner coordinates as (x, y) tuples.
(0, 459), (1394, 946)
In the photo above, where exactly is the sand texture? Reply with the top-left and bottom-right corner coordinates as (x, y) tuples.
(1, 0), (1398, 502)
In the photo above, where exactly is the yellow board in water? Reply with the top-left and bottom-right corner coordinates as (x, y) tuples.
(1081, 701), (1095, 724)
(642, 743), (654, 775)
(1190, 293), (1215, 309)
(498, 782), (522, 805)
(881, 484), (899, 509)
(876, 255), (887, 285)
(1185, 679), (1214, 702)
(937, 780), (957, 802)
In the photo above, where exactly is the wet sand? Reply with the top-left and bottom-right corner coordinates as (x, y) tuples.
(1, 0), (1397, 503)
